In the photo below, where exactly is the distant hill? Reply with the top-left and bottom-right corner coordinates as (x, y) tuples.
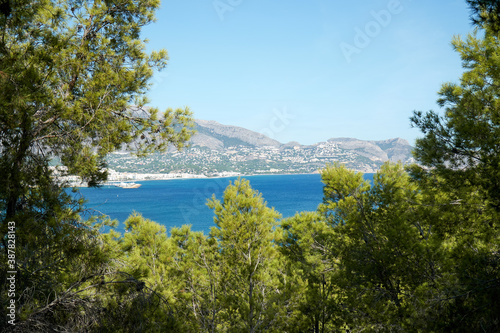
(108, 119), (414, 175)
(325, 137), (414, 164)
(190, 119), (281, 150)
(189, 119), (414, 165)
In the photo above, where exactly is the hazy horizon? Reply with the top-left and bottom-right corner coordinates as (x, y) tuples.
(143, 0), (473, 146)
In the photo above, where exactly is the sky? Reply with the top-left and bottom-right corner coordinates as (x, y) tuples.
(142, 0), (474, 146)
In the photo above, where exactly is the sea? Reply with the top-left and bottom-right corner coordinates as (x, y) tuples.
(77, 173), (374, 234)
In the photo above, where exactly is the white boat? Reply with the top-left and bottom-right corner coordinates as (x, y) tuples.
(115, 182), (141, 189)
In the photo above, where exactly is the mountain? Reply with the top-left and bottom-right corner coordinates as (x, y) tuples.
(190, 119), (281, 149)
(374, 138), (414, 163)
(326, 137), (414, 164)
(189, 119), (414, 164)
(107, 119), (414, 175)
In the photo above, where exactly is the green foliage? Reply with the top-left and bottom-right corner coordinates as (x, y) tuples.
(168, 225), (222, 333)
(410, 12), (500, 331)
(0, 0), (193, 330)
(280, 211), (342, 332)
(467, 0), (500, 31)
(0, 173), (115, 330)
(317, 163), (436, 331)
(208, 178), (293, 332)
(4, 0), (500, 331)
(0, 0), (195, 213)
(411, 24), (500, 211)
(120, 213), (172, 293)
(101, 213), (179, 332)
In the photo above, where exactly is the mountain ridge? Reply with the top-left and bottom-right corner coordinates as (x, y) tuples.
(190, 119), (414, 165)
(191, 119), (281, 149)
(107, 119), (415, 175)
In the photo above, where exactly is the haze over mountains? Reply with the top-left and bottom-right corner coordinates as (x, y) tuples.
(107, 119), (414, 176)
(192, 119), (281, 149)
(190, 119), (414, 165)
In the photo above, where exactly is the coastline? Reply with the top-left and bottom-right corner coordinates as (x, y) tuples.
(59, 169), (322, 187)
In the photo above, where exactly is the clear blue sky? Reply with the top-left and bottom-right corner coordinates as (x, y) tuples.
(142, 0), (473, 145)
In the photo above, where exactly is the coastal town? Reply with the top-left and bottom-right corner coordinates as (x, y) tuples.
(104, 138), (413, 180)
(51, 119), (414, 186)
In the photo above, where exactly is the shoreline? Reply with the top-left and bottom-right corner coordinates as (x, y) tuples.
(64, 170), (323, 187)
(135, 171), (322, 181)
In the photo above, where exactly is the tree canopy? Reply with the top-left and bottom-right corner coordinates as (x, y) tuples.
(0, 0), (194, 330)
(467, 0), (500, 30)
(0, 0), (194, 220)
(2, 0), (500, 331)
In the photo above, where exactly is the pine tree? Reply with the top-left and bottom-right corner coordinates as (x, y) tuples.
(410, 13), (500, 331)
(208, 178), (287, 332)
(0, 0), (193, 329)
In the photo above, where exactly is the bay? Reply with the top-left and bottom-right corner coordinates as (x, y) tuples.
(77, 173), (374, 234)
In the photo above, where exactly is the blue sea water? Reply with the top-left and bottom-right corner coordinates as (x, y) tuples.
(77, 173), (374, 234)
